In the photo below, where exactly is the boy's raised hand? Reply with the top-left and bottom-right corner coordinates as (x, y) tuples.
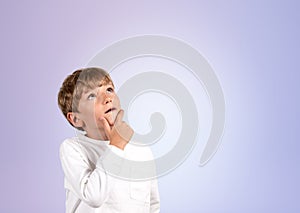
(101, 109), (134, 150)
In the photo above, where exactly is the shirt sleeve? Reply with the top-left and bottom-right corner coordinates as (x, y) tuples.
(59, 140), (125, 208)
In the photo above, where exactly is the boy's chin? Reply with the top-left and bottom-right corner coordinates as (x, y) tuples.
(108, 120), (114, 126)
(103, 110), (119, 126)
(106, 115), (117, 126)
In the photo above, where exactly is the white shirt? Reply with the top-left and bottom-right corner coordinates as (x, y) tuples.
(59, 133), (160, 213)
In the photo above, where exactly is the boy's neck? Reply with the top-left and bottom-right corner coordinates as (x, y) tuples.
(85, 129), (108, 141)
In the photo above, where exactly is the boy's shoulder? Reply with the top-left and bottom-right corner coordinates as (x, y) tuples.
(59, 137), (82, 156)
(60, 136), (78, 146)
(59, 137), (155, 161)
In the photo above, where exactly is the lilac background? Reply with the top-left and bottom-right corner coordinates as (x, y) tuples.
(1, 0), (299, 212)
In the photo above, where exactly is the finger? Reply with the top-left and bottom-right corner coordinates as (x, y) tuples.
(115, 109), (124, 125)
(100, 117), (111, 138)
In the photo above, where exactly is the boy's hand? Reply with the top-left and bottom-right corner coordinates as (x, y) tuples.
(101, 110), (134, 150)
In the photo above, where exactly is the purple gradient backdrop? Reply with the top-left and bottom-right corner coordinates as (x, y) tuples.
(1, 0), (299, 212)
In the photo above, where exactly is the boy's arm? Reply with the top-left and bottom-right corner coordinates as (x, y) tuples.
(60, 140), (124, 208)
(60, 109), (132, 208)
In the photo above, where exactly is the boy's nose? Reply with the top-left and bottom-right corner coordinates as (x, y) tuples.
(104, 96), (112, 104)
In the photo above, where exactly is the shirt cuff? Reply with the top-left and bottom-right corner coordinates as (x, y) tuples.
(108, 145), (125, 157)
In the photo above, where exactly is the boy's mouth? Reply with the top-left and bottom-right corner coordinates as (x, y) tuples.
(104, 107), (116, 114)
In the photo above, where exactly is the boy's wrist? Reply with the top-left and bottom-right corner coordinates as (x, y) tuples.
(109, 140), (127, 150)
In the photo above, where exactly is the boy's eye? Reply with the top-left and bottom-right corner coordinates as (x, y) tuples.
(87, 93), (96, 100)
(107, 87), (114, 93)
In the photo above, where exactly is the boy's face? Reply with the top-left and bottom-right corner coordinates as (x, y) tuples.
(76, 81), (121, 139)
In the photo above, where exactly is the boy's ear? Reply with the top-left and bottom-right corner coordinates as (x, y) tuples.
(67, 112), (84, 128)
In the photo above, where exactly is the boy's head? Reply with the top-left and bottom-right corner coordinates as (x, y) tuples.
(58, 67), (121, 139)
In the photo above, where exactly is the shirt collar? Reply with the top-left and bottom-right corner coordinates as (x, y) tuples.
(76, 131), (110, 145)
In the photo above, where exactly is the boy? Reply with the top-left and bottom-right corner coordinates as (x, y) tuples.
(58, 67), (160, 212)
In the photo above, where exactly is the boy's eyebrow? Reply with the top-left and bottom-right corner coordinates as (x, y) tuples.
(83, 82), (114, 95)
